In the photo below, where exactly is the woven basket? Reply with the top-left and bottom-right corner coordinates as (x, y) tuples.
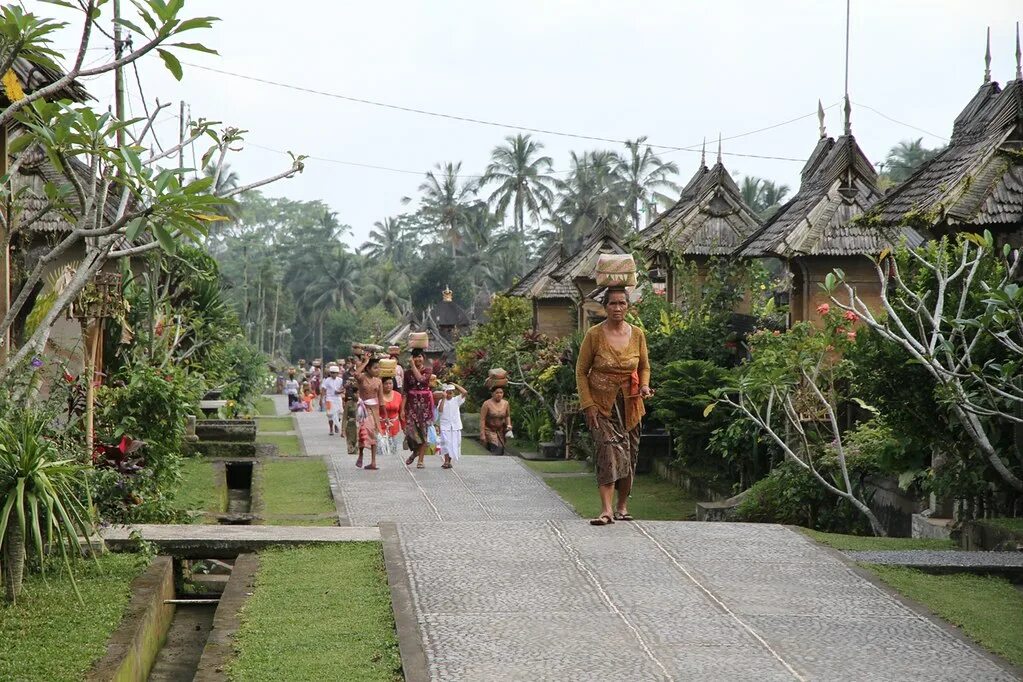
(378, 358), (397, 378)
(595, 253), (637, 287)
(409, 332), (429, 349)
(387, 345), (401, 355)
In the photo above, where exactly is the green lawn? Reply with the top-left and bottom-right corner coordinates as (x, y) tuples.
(0, 554), (148, 681)
(228, 544), (401, 681)
(523, 459), (590, 474)
(174, 457), (223, 522)
(254, 396), (278, 416)
(255, 416), (295, 433)
(867, 566), (1023, 667)
(542, 472), (697, 521)
(802, 529), (956, 551)
(461, 437), (490, 456)
(255, 433), (302, 456)
(258, 460), (336, 526)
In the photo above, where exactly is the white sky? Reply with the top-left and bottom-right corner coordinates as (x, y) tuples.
(31, 0), (1023, 244)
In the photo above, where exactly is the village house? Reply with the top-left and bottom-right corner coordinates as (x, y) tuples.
(736, 101), (924, 324)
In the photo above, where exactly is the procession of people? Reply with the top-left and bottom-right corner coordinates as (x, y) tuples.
(279, 254), (651, 524)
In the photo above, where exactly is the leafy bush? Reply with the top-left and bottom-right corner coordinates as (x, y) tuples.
(94, 360), (203, 523)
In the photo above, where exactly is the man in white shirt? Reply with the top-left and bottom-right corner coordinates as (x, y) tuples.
(321, 365), (345, 436)
(437, 383), (467, 469)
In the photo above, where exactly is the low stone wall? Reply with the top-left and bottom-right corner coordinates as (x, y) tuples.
(194, 554), (260, 681)
(961, 520), (1023, 551)
(183, 442), (259, 458)
(652, 458), (729, 502)
(195, 420), (257, 443)
(86, 556), (175, 682)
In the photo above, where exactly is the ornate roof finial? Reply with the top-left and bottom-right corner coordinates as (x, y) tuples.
(442, 285), (453, 303)
(984, 27), (992, 83)
(817, 99), (826, 138)
(700, 137), (706, 167)
(1016, 22), (1021, 80)
(716, 133), (722, 164)
(843, 95), (852, 136)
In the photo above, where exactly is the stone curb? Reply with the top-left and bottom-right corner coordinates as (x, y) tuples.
(193, 553), (260, 681)
(785, 525), (1023, 679)
(511, 457), (582, 517)
(379, 523), (430, 682)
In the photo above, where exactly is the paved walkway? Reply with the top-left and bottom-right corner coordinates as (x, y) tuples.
(285, 397), (1016, 681)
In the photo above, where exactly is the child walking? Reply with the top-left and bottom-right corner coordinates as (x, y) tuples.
(437, 383), (467, 469)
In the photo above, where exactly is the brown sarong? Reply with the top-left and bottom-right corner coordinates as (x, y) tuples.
(590, 393), (639, 486)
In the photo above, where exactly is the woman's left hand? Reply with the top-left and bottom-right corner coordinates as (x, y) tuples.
(640, 385), (654, 399)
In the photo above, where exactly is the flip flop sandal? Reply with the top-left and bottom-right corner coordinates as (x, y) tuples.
(441, 463), (452, 469)
(355, 456), (363, 468)
(416, 463), (425, 469)
(589, 514), (615, 526)
(613, 512), (634, 521)
(363, 464), (378, 470)
(405, 454), (416, 466)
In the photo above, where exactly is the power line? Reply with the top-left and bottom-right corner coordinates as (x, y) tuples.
(852, 101), (949, 142)
(181, 60), (810, 162)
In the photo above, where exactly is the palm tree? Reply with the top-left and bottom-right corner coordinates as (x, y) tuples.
(885, 138), (943, 184)
(363, 263), (411, 315)
(361, 216), (406, 265)
(415, 161), (477, 258)
(552, 150), (629, 248)
(740, 176), (790, 220)
(617, 136), (680, 232)
(481, 134), (556, 243)
(303, 249), (361, 313)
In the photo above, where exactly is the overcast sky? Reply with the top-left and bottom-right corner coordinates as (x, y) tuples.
(34, 0), (1023, 244)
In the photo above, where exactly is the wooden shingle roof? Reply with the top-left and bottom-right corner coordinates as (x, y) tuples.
(738, 131), (923, 258)
(382, 314), (454, 354)
(634, 160), (761, 256)
(865, 78), (1023, 235)
(506, 243), (565, 298)
(4, 57), (91, 106)
(550, 220), (628, 282)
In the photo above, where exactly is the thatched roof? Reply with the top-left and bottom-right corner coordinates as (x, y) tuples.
(865, 77), (1023, 237)
(634, 159), (761, 256)
(550, 220), (628, 282)
(382, 313), (454, 355)
(738, 127), (923, 258)
(506, 243), (576, 301)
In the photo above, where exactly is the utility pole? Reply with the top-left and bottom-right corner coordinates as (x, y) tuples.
(113, 0), (125, 147)
(178, 100), (185, 169)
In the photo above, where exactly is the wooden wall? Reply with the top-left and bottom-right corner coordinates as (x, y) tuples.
(534, 300), (577, 339)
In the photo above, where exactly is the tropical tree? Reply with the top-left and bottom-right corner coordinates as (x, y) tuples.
(551, 150), (629, 248)
(884, 138), (944, 184)
(363, 263), (411, 316)
(740, 176), (791, 220)
(617, 136), (680, 232)
(481, 134), (556, 244)
(413, 162), (477, 258)
(361, 216), (407, 266)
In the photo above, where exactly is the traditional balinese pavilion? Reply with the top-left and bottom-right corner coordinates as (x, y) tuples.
(864, 30), (1023, 249)
(432, 286), (472, 343)
(381, 311), (454, 363)
(737, 101), (924, 324)
(634, 141), (762, 307)
(507, 220), (630, 337)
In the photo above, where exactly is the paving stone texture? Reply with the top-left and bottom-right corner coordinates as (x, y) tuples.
(287, 401), (1016, 681)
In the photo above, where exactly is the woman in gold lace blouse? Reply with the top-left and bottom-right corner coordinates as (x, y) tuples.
(575, 287), (652, 526)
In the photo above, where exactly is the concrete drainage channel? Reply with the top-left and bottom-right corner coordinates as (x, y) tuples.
(218, 460), (258, 525)
(87, 554), (258, 682)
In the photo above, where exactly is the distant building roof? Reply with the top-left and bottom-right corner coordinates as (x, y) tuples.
(433, 287), (471, 328)
(382, 313), (454, 355)
(865, 75), (1023, 237)
(635, 156), (761, 257)
(4, 56), (91, 105)
(506, 243), (576, 301)
(550, 219), (628, 282)
(739, 108), (924, 258)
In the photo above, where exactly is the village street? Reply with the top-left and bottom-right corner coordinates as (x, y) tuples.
(286, 399), (1015, 682)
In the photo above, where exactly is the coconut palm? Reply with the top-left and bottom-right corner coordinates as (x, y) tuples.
(415, 162), (477, 258)
(303, 249), (361, 313)
(361, 216), (407, 265)
(363, 263), (411, 316)
(740, 176), (790, 220)
(481, 134), (556, 241)
(552, 150), (629, 248)
(617, 136), (680, 232)
(885, 138), (943, 183)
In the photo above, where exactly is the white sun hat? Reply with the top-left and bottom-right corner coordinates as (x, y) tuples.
(328, 364), (340, 373)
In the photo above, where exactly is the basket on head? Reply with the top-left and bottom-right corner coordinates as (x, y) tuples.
(595, 253), (637, 288)
(362, 343), (385, 353)
(409, 332), (429, 349)
(379, 357), (397, 378)
(387, 345), (401, 355)
(486, 367), (509, 388)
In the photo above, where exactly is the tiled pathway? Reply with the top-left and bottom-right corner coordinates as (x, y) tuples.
(286, 397), (1016, 681)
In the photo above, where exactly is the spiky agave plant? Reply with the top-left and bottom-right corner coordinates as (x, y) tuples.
(0, 409), (97, 604)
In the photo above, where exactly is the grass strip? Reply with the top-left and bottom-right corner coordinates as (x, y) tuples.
(229, 544), (401, 681)
(0, 554), (148, 682)
(259, 460), (335, 526)
(984, 517), (1023, 534)
(803, 529), (956, 551)
(524, 459), (590, 474)
(255, 416), (295, 433)
(254, 396), (277, 416)
(543, 472), (697, 520)
(255, 433), (302, 456)
(174, 457), (222, 522)
(460, 437), (490, 456)
(866, 565), (1023, 667)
